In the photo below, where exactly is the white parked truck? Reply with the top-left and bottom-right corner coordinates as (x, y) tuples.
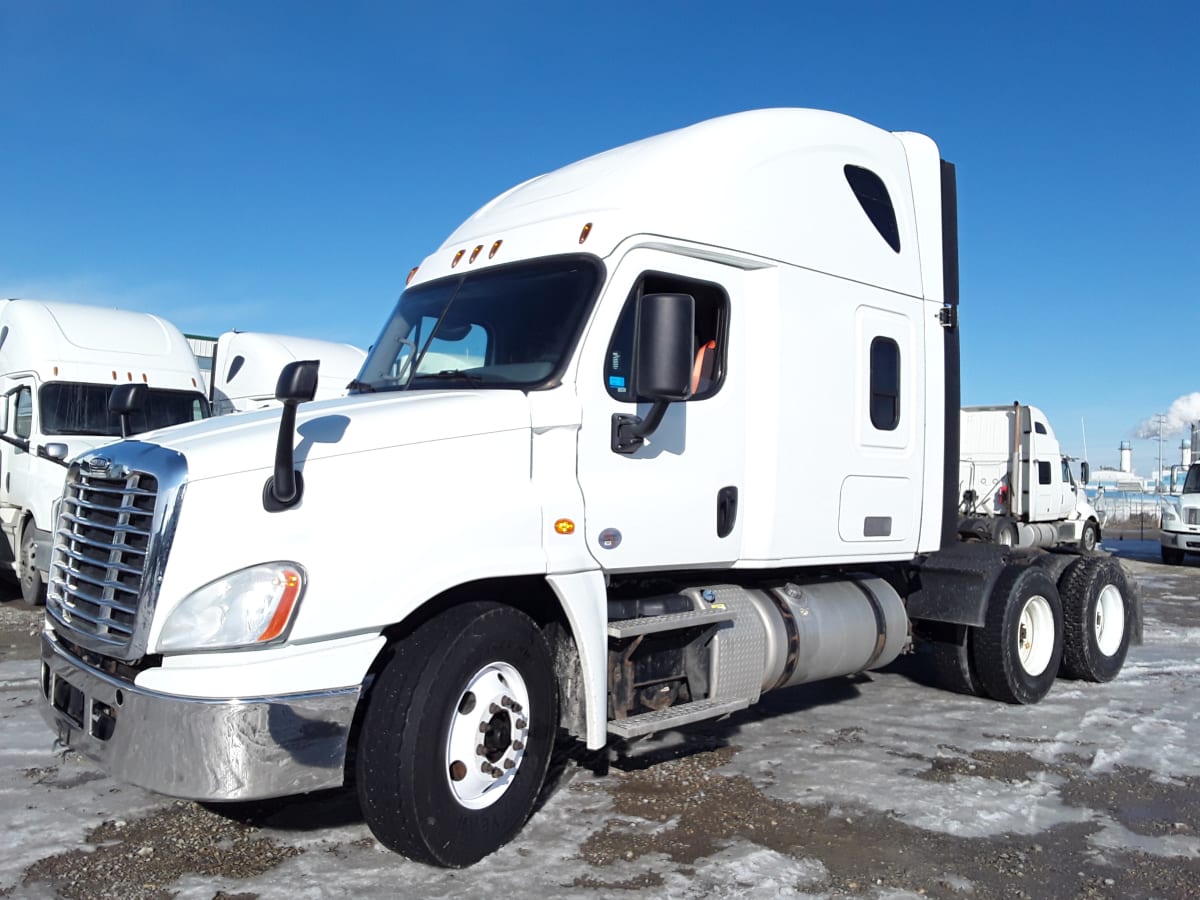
(0, 298), (208, 605)
(38, 110), (1138, 867)
(958, 403), (1102, 552)
(1160, 460), (1200, 564)
(209, 331), (366, 415)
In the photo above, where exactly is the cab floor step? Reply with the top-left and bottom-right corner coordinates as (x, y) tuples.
(607, 697), (749, 739)
(607, 606), (734, 639)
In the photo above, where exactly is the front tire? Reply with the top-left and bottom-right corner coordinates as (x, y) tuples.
(19, 525), (45, 607)
(1059, 557), (1132, 682)
(356, 603), (558, 867)
(1078, 521), (1100, 554)
(972, 566), (1063, 704)
(1162, 546), (1185, 565)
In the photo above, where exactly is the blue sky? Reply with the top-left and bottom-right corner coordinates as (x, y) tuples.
(2, 1), (1197, 472)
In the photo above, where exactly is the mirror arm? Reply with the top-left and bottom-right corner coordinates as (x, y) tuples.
(611, 400), (671, 454)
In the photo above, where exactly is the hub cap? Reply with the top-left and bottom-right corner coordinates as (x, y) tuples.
(444, 661), (531, 810)
(1017, 595), (1055, 676)
(1094, 584), (1125, 656)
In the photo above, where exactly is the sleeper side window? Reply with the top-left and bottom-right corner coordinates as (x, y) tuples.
(1038, 461), (1052, 485)
(604, 272), (728, 402)
(869, 336), (900, 431)
(844, 165), (901, 253)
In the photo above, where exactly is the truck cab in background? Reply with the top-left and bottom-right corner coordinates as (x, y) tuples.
(1161, 461), (1200, 564)
(958, 403), (1102, 553)
(0, 298), (209, 604)
(209, 331), (366, 415)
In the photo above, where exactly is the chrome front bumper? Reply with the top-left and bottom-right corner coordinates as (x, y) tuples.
(39, 630), (361, 801)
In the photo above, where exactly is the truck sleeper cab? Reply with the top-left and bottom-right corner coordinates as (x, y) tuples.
(38, 109), (1138, 868)
(0, 298), (208, 605)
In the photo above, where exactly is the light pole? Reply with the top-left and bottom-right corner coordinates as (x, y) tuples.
(1156, 413), (1167, 494)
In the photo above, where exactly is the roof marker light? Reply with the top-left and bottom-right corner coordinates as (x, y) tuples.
(407, 266), (419, 285)
(469, 244), (483, 263)
(489, 240), (503, 259)
(451, 249), (465, 268)
(53, 366), (59, 376)
(579, 222), (593, 244)
(111, 370), (117, 380)
(142, 373), (148, 382)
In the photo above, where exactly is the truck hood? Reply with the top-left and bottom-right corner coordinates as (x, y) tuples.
(142, 390), (533, 482)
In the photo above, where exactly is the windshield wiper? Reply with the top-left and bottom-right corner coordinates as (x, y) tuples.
(414, 369), (485, 388)
(346, 379), (376, 393)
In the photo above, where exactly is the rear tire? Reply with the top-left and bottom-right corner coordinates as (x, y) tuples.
(930, 628), (985, 697)
(19, 525), (45, 607)
(994, 521), (1017, 547)
(1162, 546), (1185, 565)
(356, 603), (557, 867)
(1059, 557), (1131, 682)
(971, 566), (1063, 704)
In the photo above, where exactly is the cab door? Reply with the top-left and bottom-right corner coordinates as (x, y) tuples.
(575, 250), (746, 571)
(0, 381), (36, 543)
(1024, 408), (1064, 522)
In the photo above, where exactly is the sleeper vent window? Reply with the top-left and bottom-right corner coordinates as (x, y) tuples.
(844, 165), (901, 253)
(869, 337), (900, 431)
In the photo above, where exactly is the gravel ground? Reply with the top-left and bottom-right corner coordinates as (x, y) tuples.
(2, 540), (1198, 899)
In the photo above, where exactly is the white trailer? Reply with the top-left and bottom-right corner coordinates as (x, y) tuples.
(958, 403), (1102, 552)
(209, 331), (366, 415)
(39, 110), (1138, 867)
(0, 298), (208, 604)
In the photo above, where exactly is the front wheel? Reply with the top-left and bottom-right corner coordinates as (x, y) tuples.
(1162, 546), (1185, 566)
(972, 566), (1063, 705)
(1059, 557), (1132, 682)
(1078, 521), (1100, 554)
(356, 603), (558, 867)
(19, 525), (45, 607)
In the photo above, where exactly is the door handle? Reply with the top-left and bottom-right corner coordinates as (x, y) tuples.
(716, 486), (738, 538)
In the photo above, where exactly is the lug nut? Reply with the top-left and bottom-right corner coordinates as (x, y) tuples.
(476, 744), (487, 756)
(512, 739), (524, 751)
(490, 703), (502, 715)
(500, 696), (513, 708)
(515, 718), (528, 730)
(503, 759), (515, 770)
(478, 722), (489, 733)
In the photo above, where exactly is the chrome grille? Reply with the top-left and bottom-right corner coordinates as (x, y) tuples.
(47, 468), (159, 655)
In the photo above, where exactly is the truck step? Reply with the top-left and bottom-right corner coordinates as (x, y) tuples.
(607, 697), (750, 739)
(606, 606), (734, 639)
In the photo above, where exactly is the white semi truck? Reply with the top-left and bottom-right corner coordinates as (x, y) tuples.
(38, 110), (1137, 867)
(209, 331), (366, 415)
(0, 298), (208, 605)
(958, 403), (1103, 552)
(1160, 457), (1200, 564)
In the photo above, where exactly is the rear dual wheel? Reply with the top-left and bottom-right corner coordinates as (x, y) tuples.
(1059, 557), (1132, 682)
(972, 566), (1063, 704)
(356, 603), (557, 867)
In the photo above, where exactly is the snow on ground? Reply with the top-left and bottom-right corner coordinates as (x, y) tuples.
(2, 540), (1198, 898)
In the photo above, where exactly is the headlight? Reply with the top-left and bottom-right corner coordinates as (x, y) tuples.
(158, 562), (305, 653)
(1162, 506), (1181, 526)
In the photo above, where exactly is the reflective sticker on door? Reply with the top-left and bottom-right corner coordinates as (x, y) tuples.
(598, 528), (622, 550)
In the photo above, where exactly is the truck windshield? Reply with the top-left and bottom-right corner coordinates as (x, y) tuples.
(356, 255), (602, 392)
(40, 383), (209, 436)
(1184, 463), (1200, 494)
